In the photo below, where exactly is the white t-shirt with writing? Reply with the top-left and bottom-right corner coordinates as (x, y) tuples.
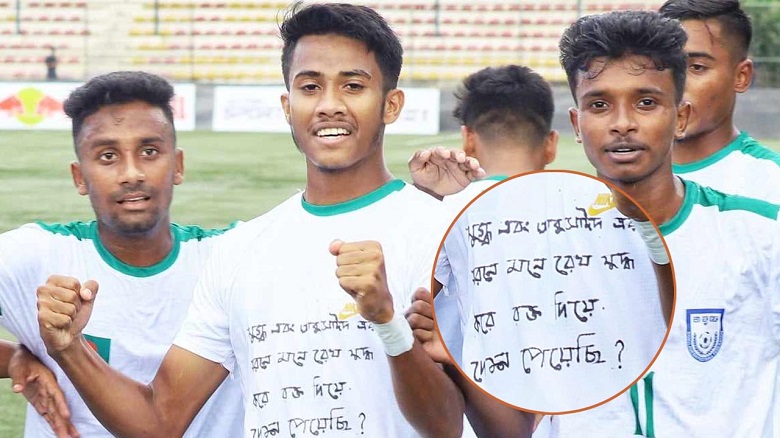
(435, 176), (508, 367)
(174, 180), (447, 438)
(435, 171), (665, 413)
(547, 180), (780, 437)
(0, 221), (244, 438)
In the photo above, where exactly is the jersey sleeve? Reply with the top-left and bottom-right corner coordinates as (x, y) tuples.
(173, 236), (238, 373)
(771, 220), (780, 345)
(433, 245), (451, 291)
(0, 225), (50, 345)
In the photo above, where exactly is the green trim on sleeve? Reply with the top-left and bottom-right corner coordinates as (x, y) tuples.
(174, 222), (236, 242)
(302, 179), (406, 217)
(696, 184), (780, 220)
(659, 179), (780, 236)
(739, 137), (780, 167)
(672, 132), (746, 173)
(483, 175), (508, 181)
(35, 220), (94, 240)
(672, 132), (780, 173)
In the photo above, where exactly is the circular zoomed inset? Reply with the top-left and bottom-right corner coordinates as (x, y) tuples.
(432, 170), (674, 414)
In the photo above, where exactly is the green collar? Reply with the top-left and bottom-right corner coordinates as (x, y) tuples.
(672, 132), (748, 173)
(657, 179), (695, 236)
(92, 222), (180, 277)
(36, 221), (231, 277)
(301, 179), (405, 217)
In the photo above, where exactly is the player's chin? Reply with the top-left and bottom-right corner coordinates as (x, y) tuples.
(595, 163), (650, 185)
(112, 213), (163, 235)
(311, 155), (363, 173)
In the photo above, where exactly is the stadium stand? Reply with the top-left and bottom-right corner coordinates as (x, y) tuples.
(0, 0), (88, 80)
(0, 0), (661, 83)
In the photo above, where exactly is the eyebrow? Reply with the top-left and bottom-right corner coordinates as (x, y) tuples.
(86, 136), (165, 149)
(293, 69), (373, 81)
(580, 87), (666, 101)
(686, 51), (716, 61)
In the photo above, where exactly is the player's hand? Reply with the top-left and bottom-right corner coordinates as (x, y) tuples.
(330, 240), (394, 324)
(37, 275), (99, 357)
(9, 345), (80, 438)
(409, 147), (486, 197)
(609, 187), (649, 221)
(405, 287), (451, 364)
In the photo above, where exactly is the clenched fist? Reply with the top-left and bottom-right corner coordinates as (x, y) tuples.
(330, 240), (394, 324)
(37, 275), (99, 358)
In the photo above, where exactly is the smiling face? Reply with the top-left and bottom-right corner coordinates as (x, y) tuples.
(569, 55), (689, 185)
(280, 33), (403, 175)
(71, 100), (183, 236)
(678, 18), (752, 143)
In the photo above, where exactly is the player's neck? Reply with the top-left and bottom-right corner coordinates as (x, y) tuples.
(96, 220), (174, 267)
(608, 168), (684, 227)
(673, 123), (740, 165)
(478, 151), (543, 177)
(304, 155), (393, 205)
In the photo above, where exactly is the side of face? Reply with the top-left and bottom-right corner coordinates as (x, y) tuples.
(569, 55), (689, 184)
(280, 34), (403, 173)
(679, 18), (753, 141)
(71, 100), (183, 236)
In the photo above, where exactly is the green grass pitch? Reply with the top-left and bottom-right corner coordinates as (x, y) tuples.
(0, 130), (778, 436)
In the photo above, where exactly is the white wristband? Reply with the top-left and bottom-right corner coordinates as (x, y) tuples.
(374, 312), (414, 357)
(633, 220), (670, 265)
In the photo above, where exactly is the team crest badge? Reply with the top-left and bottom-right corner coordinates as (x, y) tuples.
(686, 308), (724, 362)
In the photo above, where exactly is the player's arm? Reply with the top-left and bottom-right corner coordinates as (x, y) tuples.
(330, 240), (465, 438)
(409, 147), (485, 199)
(1, 340), (80, 438)
(0, 339), (13, 377)
(37, 275), (228, 438)
(406, 288), (534, 438)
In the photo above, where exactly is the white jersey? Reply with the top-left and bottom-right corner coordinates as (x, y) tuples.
(672, 132), (780, 204)
(434, 172), (664, 413)
(548, 180), (780, 437)
(673, 132), (780, 433)
(173, 180), (447, 438)
(0, 221), (244, 438)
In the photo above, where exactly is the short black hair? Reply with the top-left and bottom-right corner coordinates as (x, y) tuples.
(659, 0), (751, 59)
(453, 65), (554, 145)
(559, 10), (688, 103)
(279, 2), (403, 93)
(64, 71), (176, 148)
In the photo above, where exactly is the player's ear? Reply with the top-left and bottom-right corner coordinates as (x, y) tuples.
(568, 108), (582, 143)
(71, 161), (88, 196)
(734, 58), (753, 94)
(461, 125), (476, 156)
(280, 93), (291, 125)
(543, 130), (559, 165)
(675, 101), (692, 140)
(174, 148), (184, 185)
(382, 88), (404, 124)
